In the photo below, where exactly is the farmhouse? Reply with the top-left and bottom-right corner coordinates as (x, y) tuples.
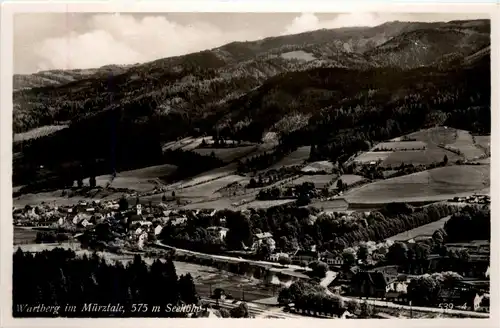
(268, 252), (290, 262)
(320, 251), (343, 266)
(291, 249), (319, 264)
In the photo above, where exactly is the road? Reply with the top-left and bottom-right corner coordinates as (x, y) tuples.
(154, 241), (311, 272)
(320, 270), (337, 288)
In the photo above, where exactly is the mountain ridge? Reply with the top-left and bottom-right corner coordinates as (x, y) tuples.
(12, 19), (490, 191)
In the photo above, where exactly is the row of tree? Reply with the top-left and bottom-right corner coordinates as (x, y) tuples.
(13, 248), (199, 317)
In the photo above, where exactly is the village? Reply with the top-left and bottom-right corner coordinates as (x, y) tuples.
(13, 193), (491, 318)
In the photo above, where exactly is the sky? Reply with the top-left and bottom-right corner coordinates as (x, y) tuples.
(13, 12), (489, 74)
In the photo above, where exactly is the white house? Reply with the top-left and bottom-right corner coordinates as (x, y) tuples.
(80, 219), (93, 228)
(268, 252), (289, 262)
(154, 225), (163, 236)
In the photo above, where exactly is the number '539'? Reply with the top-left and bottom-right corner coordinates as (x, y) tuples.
(439, 303), (454, 309)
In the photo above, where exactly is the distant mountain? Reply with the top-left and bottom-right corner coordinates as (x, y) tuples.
(13, 64), (134, 91)
(12, 19), (490, 190)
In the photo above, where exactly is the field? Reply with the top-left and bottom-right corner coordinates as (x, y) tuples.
(373, 141), (427, 151)
(301, 161), (335, 173)
(269, 146), (310, 169)
(13, 227), (38, 245)
(175, 163), (238, 189)
(406, 127), (458, 147)
(387, 216), (451, 241)
(238, 199), (296, 209)
(445, 130), (486, 160)
(177, 175), (250, 199)
(353, 152), (392, 163)
(344, 165), (490, 204)
(333, 174), (365, 188)
(474, 135), (490, 153)
(13, 125), (69, 142)
(193, 146), (256, 162)
(84, 164), (177, 192)
(381, 149), (460, 167)
(311, 198), (349, 212)
(288, 175), (336, 188)
(355, 128), (484, 167)
(13, 190), (115, 207)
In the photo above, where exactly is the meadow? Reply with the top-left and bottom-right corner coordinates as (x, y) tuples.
(269, 146), (311, 169)
(344, 165), (490, 204)
(387, 215), (451, 242)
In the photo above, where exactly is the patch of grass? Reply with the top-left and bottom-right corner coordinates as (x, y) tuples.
(287, 174), (337, 188)
(474, 135), (490, 153)
(445, 130), (485, 160)
(353, 152), (392, 164)
(387, 216), (451, 241)
(14, 125), (69, 142)
(333, 174), (365, 187)
(177, 175), (249, 199)
(193, 146), (257, 162)
(269, 146), (311, 169)
(406, 126), (458, 147)
(381, 149), (460, 167)
(84, 164), (177, 193)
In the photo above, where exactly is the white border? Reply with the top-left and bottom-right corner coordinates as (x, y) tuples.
(1, 1), (499, 328)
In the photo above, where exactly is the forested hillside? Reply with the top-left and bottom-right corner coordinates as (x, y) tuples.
(12, 19), (490, 191)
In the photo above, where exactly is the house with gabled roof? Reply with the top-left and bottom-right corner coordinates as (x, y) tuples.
(351, 270), (388, 298)
(291, 249), (319, 264)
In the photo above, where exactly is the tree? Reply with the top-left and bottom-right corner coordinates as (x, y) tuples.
(77, 178), (83, 188)
(443, 154), (448, 165)
(162, 194), (167, 202)
(248, 178), (257, 188)
(336, 179), (344, 191)
(346, 300), (360, 314)
(357, 243), (370, 263)
(342, 248), (357, 267)
(407, 275), (441, 306)
(218, 308), (231, 318)
(309, 261), (328, 279)
(359, 302), (374, 318)
(387, 242), (409, 265)
(171, 190), (176, 198)
(178, 273), (198, 304)
(230, 302), (249, 318)
(257, 243), (271, 260)
(118, 196), (129, 211)
(278, 256), (292, 266)
(89, 175), (96, 188)
(296, 193), (311, 207)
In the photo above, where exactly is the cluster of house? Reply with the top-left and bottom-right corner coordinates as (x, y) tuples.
(326, 264), (489, 312)
(451, 194), (490, 205)
(263, 245), (344, 267)
(13, 200), (224, 250)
